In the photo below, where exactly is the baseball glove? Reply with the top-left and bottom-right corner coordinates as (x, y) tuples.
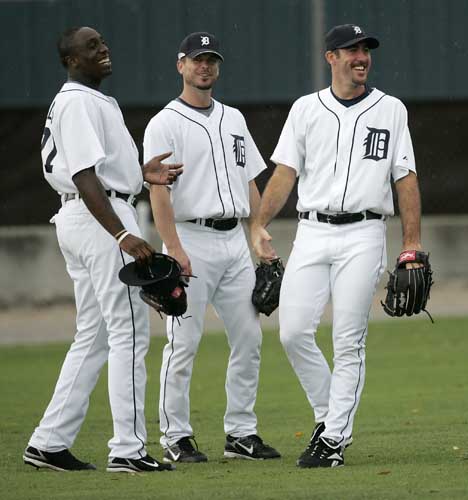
(252, 258), (284, 316)
(381, 250), (434, 321)
(119, 253), (188, 317)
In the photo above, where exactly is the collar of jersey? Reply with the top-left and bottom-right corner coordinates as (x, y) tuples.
(61, 81), (111, 101)
(321, 86), (384, 112)
(176, 96), (214, 111)
(171, 97), (218, 113)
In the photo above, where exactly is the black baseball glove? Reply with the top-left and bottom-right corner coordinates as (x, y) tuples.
(252, 258), (285, 316)
(119, 252), (188, 317)
(381, 250), (434, 321)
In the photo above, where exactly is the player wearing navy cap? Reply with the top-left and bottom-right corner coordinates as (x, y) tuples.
(144, 32), (280, 463)
(252, 24), (425, 468)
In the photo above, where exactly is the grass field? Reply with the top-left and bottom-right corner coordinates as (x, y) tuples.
(1, 317), (468, 499)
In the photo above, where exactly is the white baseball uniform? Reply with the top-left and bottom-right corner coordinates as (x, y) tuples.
(272, 87), (416, 445)
(29, 81), (151, 459)
(144, 98), (266, 447)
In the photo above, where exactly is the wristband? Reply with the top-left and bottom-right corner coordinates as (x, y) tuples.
(117, 231), (130, 245)
(114, 229), (127, 240)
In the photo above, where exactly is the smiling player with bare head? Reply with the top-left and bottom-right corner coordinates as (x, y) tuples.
(23, 26), (182, 473)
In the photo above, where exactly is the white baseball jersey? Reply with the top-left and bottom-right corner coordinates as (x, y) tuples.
(41, 81), (143, 195)
(271, 87), (416, 215)
(143, 98), (266, 220)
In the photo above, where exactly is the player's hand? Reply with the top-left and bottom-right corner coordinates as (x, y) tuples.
(119, 234), (155, 262)
(167, 246), (192, 282)
(251, 224), (278, 263)
(143, 152), (183, 185)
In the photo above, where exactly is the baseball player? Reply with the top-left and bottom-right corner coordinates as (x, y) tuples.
(251, 24), (425, 468)
(23, 26), (182, 473)
(143, 32), (280, 463)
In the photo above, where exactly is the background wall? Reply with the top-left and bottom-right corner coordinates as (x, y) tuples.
(1, 0), (468, 225)
(2, 0), (467, 107)
(0, 0), (466, 314)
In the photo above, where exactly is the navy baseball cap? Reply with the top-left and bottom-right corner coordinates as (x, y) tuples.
(177, 32), (224, 61)
(325, 24), (379, 51)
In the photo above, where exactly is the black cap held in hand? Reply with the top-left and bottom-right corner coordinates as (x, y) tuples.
(325, 24), (379, 51)
(177, 32), (224, 61)
(119, 252), (181, 291)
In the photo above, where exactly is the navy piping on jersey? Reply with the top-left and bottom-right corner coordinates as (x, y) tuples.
(163, 107), (226, 217)
(218, 104), (237, 217)
(119, 249), (146, 457)
(161, 318), (177, 440)
(338, 229), (386, 444)
(58, 88), (111, 103)
(340, 94), (387, 211)
(317, 92), (341, 176)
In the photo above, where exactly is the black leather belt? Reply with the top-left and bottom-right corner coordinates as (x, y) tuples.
(62, 190), (137, 207)
(299, 210), (383, 224)
(187, 218), (238, 231)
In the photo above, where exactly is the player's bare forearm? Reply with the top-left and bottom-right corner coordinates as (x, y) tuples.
(247, 179), (261, 230)
(395, 171), (422, 251)
(250, 165), (295, 262)
(256, 164), (297, 227)
(149, 185), (192, 275)
(72, 167), (126, 236)
(72, 168), (154, 261)
(149, 185), (180, 250)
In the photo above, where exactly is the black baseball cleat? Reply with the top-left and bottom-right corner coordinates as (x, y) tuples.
(297, 436), (344, 468)
(163, 436), (207, 463)
(296, 422), (326, 465)
(23, 446), (96, 471)
(107, 454), (175, 473)
(224, 434), (281, 460)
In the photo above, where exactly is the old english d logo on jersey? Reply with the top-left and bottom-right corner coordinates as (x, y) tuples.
(363, 127), (390, 161)
(232, 134), (246, 167)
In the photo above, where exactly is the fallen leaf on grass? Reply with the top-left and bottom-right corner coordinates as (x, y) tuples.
(295, 432), (303, 438)
(377, 470), (391, 475)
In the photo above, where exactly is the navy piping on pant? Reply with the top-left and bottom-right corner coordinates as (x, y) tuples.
(120, 249), (146, 457)
(161, 317), (177, 440)
(337, 224), (387, 444)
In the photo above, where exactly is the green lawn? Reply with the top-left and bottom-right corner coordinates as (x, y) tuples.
(1, 317), (468, 499)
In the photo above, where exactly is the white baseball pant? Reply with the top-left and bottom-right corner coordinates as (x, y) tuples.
(279, 217), (387, 445)
(159, 221), (262, 448)
(29, 198), (150, 459)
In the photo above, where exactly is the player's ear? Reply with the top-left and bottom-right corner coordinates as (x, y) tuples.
(176, 59), (184, 75)
(325, 50), (340, 66)
(66, 54), (78, 69)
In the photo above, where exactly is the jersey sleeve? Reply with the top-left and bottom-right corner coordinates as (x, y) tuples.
(59, 96), (106, 177)
(143, 112), (175, 163)
(392, 101), (417, 181)
(244, 124), (267, 181)
(270, 99), (305, 175)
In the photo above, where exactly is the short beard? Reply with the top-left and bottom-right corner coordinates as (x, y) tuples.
(192, 81), (214, 91)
